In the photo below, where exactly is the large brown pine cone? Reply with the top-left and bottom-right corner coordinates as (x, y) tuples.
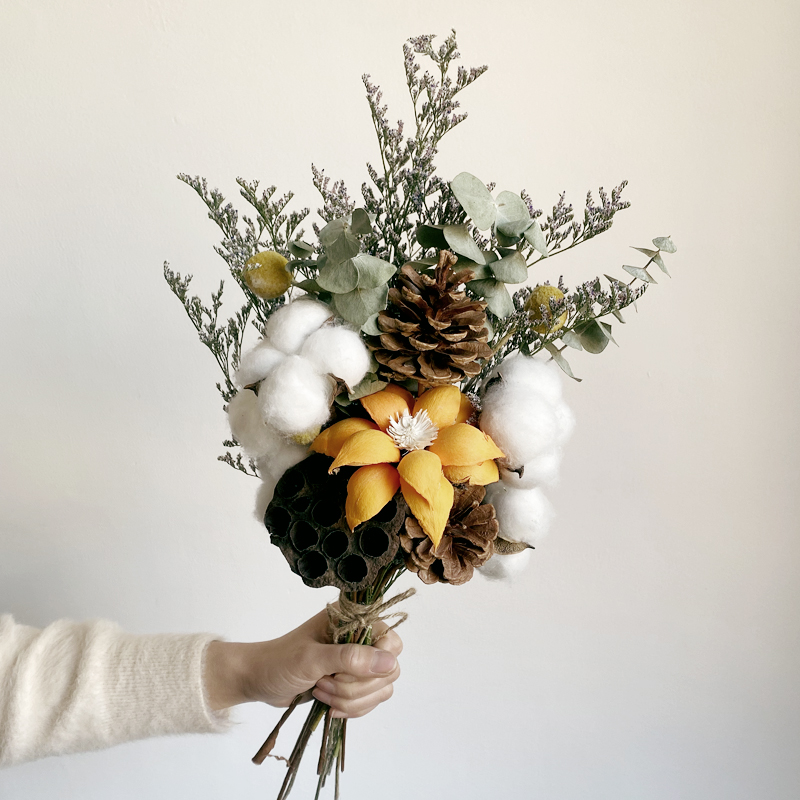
(369, 250), (492, 387)
(400, 484), (499, 585)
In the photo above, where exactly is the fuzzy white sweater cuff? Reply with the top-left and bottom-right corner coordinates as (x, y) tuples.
(0, 615), (230, 767)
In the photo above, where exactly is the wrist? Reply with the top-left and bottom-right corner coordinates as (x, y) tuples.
(204, 641), (252, 711)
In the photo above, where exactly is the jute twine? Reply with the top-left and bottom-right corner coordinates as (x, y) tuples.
(326, 588), (416, 644)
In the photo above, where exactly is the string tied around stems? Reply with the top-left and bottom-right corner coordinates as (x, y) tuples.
(326, 588), (416, 645)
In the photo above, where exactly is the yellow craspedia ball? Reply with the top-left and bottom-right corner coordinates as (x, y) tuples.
(242, 251), (292, 299)
(525, 285), (568, 334)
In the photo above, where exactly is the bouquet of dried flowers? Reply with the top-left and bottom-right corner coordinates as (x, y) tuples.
(165, 30), (675, 799)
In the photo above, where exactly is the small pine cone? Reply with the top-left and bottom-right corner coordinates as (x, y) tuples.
(400, 484), (499, 585)
(369, 250), (493, 387)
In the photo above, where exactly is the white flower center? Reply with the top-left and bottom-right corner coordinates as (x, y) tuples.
(387, 409), (439, 451)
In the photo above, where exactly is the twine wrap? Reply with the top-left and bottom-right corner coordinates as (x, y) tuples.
(326, 588), (416, 644)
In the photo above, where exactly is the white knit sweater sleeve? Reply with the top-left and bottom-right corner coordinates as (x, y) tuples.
(0, 615), (230, 767)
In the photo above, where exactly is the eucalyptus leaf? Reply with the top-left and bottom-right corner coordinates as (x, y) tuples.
(560, 330), (584, 350)
(461, 264), (493, 281)
(653, 236), (677, 253)
(544, 343), (581, 381)
(347, 373), (388, 401)
(632, 246), (658, 257)
(575, 319), (611, 354)
(468, 278), (515, 318)
(361, 312), (383, 336)
(450, 172), (496, 230)
(288, 240), (315, 259)
(416, 224), (448, 250)
(353, 253), (396, 289)
(495, 191), (531, 238)
(350, 208), (373, 235)
(318, 217), (347, 247)
(523, 219), (548, 256)
(443, 225), (485, 263)
(332, 284), (389, 327)
(317, 259), (359, 293)
(597, 320), (618, 346)
(495, 229), (521, 247)
(325, 229), (360, 264)
(296, 278), (323, 294)
(622, 265), (657, 284)
(489, 250), (528, 284)
(652, 253), (670, 275)
(612, 309), (626, 323)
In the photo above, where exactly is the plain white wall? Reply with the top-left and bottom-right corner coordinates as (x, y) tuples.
(1, 1), (798, 798)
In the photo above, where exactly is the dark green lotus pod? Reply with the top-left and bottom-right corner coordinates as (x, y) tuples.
(264, 453), (407, 591)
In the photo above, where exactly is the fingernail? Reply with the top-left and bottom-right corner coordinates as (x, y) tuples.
(370, 650), (396, 674)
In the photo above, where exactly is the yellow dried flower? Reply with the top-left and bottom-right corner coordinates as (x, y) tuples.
(243, 251), (292, 299)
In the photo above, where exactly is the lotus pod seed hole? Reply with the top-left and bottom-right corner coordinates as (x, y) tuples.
(322, 530), (349, 559)
(276, 471), (305, 499)
(337, 555), (368, 584)
(290, 521), (319, 552)
(312, 501), (341, 527)
(292, 496), (312, 514)
(297, 551), (328, 580)
(359, 527), (391, 558)
(265, 507), (291, 538)
(372, 499), (398, 524)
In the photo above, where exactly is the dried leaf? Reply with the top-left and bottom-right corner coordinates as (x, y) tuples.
(575, 319), (611, 354)
(317, 259), (359, 293)
(353, 254), (396, 289)
(443, 225), (486, 263)
(524, 219), (548, 256)
(495, 191), (531, 238)
(350, 208), (373, 235)
(622, 265), (657, 284)
(332, 285), (388, 327)
(652, 236), (677, 253)
(544, 342), (582, 381)
(450, 172), (496, 230)
(467, 279), (515, 318)
(488, 250), (528, 284)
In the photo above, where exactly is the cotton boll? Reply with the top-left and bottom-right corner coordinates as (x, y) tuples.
(254, 477), (278, 524)
(494, 355), (563, 405)
(480, 385), (561, 466)
(227, 390), (276, 458)
(485, 483), (554, 546)
(255, 439), (308, 484)
(501, 449), (563, 489)
(477, 549), (533, 582)
(299, 326), (371, 388)
(258, 355), (334, 435)
(265, 299), (333, 355)
(235, 341), (285, 388)
(553, 400), (576, 444)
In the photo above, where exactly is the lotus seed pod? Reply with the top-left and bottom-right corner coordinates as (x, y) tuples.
(525, 285), (567, 334)
(243, 251), (292, 299)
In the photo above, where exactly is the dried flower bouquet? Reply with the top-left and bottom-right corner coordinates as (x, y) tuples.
(165, 30), (675, 799)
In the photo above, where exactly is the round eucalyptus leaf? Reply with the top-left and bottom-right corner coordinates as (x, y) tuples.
(489, 250), (528, 284)
(332, 285), (389, 327)
(353, 254), (396, 289)
(361, 312), (383, 336)
(460, 264), (492, 281)
(325, 229), (360, 264)
(632, 246), (658, 258)
(288, 240), (315, 259)
(652, 236), (677, 253)
(317, 258), (359, 293)
(560, 330), (584, 351)
(495, 191), (531, 238)
(652, 253), (670, 275)
(318, 217), (347, 247)
(350, 208), (373, 235)
(296, 278), (323, 294)
(523, 219), (548, 256)
(467, 278), (515, 318)
(495, 229), (521, 247)
(544, 343), (582, 381)
(622, 264), (657, 284)
(575, 319), (610, 354)
(443, 225), (485, 263)
(416, 224), (449, 250)
(450, 172), (497, 230)
(597, 320), (618, 347)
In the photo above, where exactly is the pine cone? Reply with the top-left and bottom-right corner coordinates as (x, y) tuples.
(369, 250), (492, 387)
(400, 484), (499, 585)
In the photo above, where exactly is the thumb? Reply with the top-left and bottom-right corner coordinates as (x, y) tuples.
(312, 642), (397, 679)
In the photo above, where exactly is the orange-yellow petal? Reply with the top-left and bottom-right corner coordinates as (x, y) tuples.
(384, 383), (415, 406)
(442, 459), (500, 486)
(310, 418), (379, 458)
(456, 393), (474, 424)
(345, 464), (400, 530)
(400, 475), (454, 548)
(396, 449), (445, 500)
(413, 385), (462, 429)
(361, 388), (412, 431)
(329, 429), (400, 472)
(427, 423), (505, 466)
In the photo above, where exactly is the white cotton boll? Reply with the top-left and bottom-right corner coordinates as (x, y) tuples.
(480, 385), (561, 466)
(227, 390), (276, 458)
(254, 477), (278, 524)
(258, 355), (334, 435)
(255, 437), (308, 484)
(299, 326), (371, 388)
(494, 355), (563, 405)
(477, 549), (533, 582)
(235, 341), (285, 388)
(553, 400), (576, 444)
(501, 449), (563, 489)
(485, 483), (554, 547)
(265, 299), (333, 354)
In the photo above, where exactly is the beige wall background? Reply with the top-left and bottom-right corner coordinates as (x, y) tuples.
(1, 1), (798, 798)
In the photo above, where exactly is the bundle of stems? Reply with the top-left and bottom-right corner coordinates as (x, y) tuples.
(252, 563), (407, 800)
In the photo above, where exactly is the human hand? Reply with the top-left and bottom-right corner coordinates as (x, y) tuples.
(204, 609), (402, 719)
